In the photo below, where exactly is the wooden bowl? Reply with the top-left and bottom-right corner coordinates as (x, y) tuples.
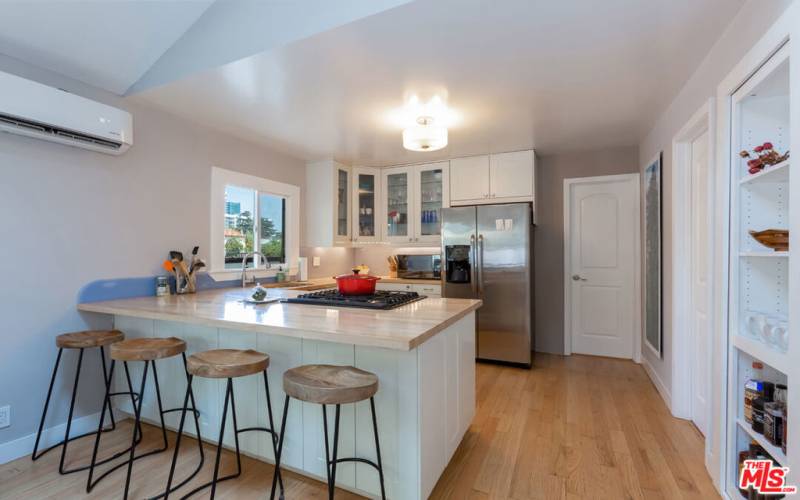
(749, 229), (789, 251)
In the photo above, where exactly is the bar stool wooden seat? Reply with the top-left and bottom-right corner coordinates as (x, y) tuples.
(87, 337), (204, 500)
(163, 349), (284, 499)
(186, 348), (269, 378)
(33, 330), (130, 475)
(272, 365), (385, 500)
(56, 329), (124, 349)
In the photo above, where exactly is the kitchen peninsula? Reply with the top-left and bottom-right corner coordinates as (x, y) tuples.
(78, 288), (481, 500)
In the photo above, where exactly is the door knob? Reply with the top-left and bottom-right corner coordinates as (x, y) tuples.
(572, 274), (587, 282)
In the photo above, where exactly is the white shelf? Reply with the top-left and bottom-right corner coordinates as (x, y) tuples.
(733, 334), (789, 374)
(736, 418), (787, 465)
(739, 160), (790, 185)
(739, 251), (789, 258)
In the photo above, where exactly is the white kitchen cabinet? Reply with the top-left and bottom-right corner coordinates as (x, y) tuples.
(449, 155), (489, 202)
(490, 150), (535, 199)
(306, 160), (353, 246)
(351, 167), (381, 244)
(382, 162), (449, 245)
(449, 150), (537, 222)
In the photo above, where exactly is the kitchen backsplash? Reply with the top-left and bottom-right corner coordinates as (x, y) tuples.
(353, 246), (440, 276)
(299, 246), (355, 279)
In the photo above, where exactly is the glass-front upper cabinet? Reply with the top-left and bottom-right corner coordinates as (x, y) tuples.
(352, 167), (380, 243)
(383, 166), (412, 243)
(414, 162), (450, 244)
(334, 165), (351, 244)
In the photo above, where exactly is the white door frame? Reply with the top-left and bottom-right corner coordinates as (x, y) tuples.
(563, 173), (642, 362)
(671, 100), (715, 424)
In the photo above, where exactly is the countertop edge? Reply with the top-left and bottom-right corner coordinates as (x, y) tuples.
(78, 299), (482, 351)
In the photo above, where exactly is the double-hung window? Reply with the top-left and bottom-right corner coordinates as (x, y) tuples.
(211, 167), (299, 279)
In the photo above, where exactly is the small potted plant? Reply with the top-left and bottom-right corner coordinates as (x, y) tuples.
(740, 142), (790, 175)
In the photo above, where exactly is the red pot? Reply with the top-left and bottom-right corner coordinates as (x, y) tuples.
(333, 269), (380, 295)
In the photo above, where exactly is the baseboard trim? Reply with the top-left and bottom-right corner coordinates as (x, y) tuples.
(642, 356), (672, 412)
(0, 411), (102, 465)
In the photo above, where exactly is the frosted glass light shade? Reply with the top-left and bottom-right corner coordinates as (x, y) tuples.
(403, 123), (447, 152)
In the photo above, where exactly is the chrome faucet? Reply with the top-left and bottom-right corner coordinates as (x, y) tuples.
(241, 251), (270, 287)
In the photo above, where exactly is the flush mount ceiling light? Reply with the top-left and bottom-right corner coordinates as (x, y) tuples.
(396, 95), (453, 152)
(403, 115), (448, 152)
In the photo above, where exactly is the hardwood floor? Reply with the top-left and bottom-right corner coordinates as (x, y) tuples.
(0, 354), (717, 499)
(430, 354), (719, 500)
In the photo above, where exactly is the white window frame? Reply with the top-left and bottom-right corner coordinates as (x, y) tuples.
(210, 166), (300, 281)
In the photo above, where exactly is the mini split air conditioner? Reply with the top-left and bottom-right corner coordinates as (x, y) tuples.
(0, 70), (132, 155)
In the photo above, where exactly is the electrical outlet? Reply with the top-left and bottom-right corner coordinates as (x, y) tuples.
(312, 256), (321, 267)
(0, 405), (9, 429)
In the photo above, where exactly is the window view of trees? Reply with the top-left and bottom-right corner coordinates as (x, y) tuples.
(223, 186), (285, 268)
(260, 215), (283, 260)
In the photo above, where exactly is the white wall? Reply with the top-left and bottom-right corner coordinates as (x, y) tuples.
(637, 0), (794, 399)
(0, 54), (307, 450)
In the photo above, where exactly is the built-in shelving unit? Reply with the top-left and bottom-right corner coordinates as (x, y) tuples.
(724, 38), (793, 498)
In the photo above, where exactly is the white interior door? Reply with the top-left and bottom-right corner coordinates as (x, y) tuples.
(567, 175), (639, 359)
(690, 131), (710, 436)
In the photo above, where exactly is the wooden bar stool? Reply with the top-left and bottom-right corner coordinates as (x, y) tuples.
(32, 330), (136, 475)
(162, 349), (284, 499)
(86, 337), (204, 500)
(272, 365), (386, 500)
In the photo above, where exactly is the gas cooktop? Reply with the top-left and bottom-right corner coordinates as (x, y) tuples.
(284, 290), (426, 310)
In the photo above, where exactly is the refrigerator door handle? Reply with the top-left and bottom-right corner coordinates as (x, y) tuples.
(477, 234), (485, 294)
(470, 234), (478, 294)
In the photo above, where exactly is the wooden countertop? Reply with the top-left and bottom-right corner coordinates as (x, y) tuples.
(78, 287), (479, 351)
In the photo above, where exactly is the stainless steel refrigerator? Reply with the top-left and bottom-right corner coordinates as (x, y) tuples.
(441, 203), (533, 367)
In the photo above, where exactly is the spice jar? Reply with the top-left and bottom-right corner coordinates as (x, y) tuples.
(156, 276), (170, 296)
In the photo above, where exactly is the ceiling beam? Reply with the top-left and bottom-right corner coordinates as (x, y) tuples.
(126, 0), (413, 95)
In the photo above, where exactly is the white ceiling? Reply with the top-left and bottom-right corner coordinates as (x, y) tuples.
(130, 0), (745, 164)
(0, 0), (214, 95)
(1, 0), (746, 163)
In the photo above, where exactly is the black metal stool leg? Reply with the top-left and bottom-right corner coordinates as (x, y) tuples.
(122, 360), (150, 500)
(370, 397), (387, 500)
(322, 405), (332, 492)
(99, 346), (117, 430)
(270, 395), (290, 500)
(87, 359), (116, 492)
(229, 379), (243, 478)
(32, 348), (62, 461)
(153, 354), (206, 500)
(123, 360), (143, 442)
(163, 376), (193, 500)
(150, 360), (170, 450)
(264, 371), (285, 494)
(58, 348), (84, 474)
(209, 378), (233, 499)
(328, 404), (341, 500)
